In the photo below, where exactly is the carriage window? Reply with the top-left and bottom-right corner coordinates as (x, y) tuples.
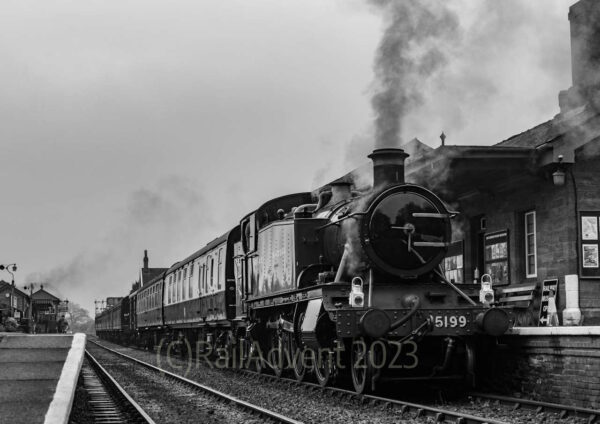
(210, 258), (215, 291)
(189, 266), (194, 298)
(218, 249), (223, 289)
(198, 264), (202, 294)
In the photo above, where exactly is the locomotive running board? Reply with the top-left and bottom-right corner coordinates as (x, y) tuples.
(412, 212), (458, 218)
(245, 285), (328, 310)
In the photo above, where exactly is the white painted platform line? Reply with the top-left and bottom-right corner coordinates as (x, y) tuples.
(44, 333), (87, 424)
(509, 326), (600, 336)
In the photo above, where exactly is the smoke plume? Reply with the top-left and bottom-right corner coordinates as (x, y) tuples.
(368, 0), (460, 148)
(26, 176), (215, 311)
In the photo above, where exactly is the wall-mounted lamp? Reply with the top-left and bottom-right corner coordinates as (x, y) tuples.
(552, 155), (566, 186)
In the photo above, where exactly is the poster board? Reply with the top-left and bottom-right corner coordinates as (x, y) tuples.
(580, 212), (600, 278)
(538, 278), (559, 326)
(443, 240), (464, 284)
(484, 230), (510, 286)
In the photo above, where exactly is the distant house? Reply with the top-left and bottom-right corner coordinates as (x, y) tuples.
(31, 287), (61, 318)
(0, 280), (29, 320)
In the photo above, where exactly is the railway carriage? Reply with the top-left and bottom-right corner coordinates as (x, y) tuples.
(95, 301), (123, 342)
(136, 274), (164, 349)
(161, 228), (242, 354)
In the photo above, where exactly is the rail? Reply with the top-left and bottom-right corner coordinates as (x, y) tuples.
(85, 350), (156, 423)
(468, 392), (599, 423)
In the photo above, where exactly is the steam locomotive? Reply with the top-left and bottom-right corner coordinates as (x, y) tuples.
(96, 148), (511, 394)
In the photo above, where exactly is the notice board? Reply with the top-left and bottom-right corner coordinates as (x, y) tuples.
(538, 278), (559, 326)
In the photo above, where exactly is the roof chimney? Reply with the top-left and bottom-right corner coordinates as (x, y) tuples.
(563, 0), (600, 110)
(368, 148), (409, 188)
(143, 250), (149, 270)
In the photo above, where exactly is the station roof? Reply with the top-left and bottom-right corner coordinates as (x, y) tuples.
(0, 281), (29, 299)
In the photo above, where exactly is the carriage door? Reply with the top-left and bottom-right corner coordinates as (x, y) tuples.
(241, 214), (258, 299)
(233, 242), (245, 316)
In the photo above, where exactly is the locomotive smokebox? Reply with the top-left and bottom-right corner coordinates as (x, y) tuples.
(368, 148), (409, 188)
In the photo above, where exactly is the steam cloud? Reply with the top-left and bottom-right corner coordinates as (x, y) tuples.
(26, 176), (215, 310)
(368, 0), (460, 148)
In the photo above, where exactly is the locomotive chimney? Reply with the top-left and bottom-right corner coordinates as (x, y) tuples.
(368, 148), (409, 187)
(330, 181), (352, 203)
(143, 250), (149, 270)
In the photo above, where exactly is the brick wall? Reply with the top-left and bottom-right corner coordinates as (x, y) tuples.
(574, 142), (600, 324)
(481, 335), (600, 409)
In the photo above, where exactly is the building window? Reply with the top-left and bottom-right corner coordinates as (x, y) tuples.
(525, 211), (537, 278)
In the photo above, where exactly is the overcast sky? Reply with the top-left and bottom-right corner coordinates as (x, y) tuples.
(0, 0), (574, 314)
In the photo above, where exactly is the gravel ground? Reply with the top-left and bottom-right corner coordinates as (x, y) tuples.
(86, 343), (265, 424)
(436, 397), (591, 424)
(88, 337), (595, 424)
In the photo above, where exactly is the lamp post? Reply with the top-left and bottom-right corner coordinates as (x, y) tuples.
(23, 282), (39, 334)
(0, 264), (18, 318)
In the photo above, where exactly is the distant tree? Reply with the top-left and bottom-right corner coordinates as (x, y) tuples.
(67, 302), (95, 334)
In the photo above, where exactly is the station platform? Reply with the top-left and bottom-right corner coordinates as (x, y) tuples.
(0, 332), (86, 424)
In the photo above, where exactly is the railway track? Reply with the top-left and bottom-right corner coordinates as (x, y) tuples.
(236, 368), (600, 424)
(89, 339), (503, 424)
(89, 337), (599, 424)
(234, 368), (507, 424)
(82, 350), (156, 423)
(468, 392), (599, 423)
(87, 339), (302, 424)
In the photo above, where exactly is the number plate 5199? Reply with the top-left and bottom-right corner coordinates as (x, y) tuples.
(430, 315), (468, 328)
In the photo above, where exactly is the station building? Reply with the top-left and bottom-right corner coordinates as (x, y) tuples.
(407, 0), (600, 326)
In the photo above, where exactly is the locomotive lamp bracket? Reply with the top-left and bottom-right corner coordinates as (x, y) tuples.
(479, 274), (494, 305)
(349, 277), (365, 308)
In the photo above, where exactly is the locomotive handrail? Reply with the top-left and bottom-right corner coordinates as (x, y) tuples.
(434, 268), (479, 307)
(315, 212), (367, 231)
